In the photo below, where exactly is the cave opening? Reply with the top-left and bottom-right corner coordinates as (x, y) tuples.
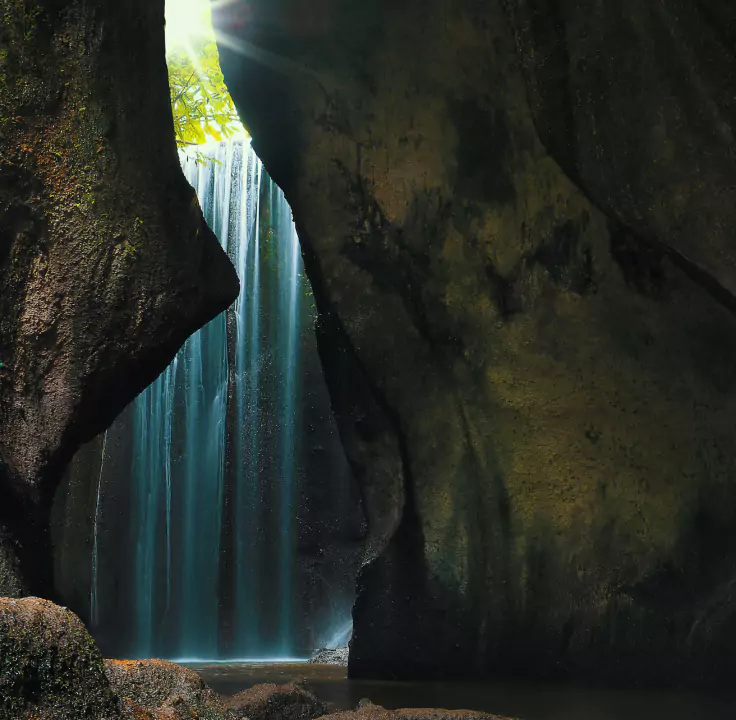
(49, 0), (365, 663)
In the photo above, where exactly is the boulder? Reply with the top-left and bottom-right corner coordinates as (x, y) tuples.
(0, 0), (238, 594)
(323, 703), (514, 720)
(309, 648), (349, 666)
(119, 698), (155, 720)
(396, 710), (515, 720)
(225, 682), (327, 720)
(319, 701), (394, 720)
(217, 0), (736, 686)
(0, 596), (120, 719)
(104, 659), (231, 720)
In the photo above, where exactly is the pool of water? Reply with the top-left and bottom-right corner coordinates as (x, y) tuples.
(187, 662), (736, 720)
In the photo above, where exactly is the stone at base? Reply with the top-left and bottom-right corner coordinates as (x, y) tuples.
(225, 682), (328, 720)
(0, 597), (120, 719)
(309, 647), (349, 666)
(324, 702), (516, 720)
(105, 659), (231, 720)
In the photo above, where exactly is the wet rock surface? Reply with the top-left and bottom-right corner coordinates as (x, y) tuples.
(0, 597), (120, 720)
(396, 710), (516, 720)
(105, 659), (231, 720)
(218, 0), (736, 686)
(0, 0), (238, 595)
(225, 681), (328, 720)
(504, 0), (736, 309)
(323, 701), (515, 720)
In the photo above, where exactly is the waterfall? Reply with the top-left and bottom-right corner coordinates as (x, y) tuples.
(59, 137), (362, 662)
(132, 362), (179, 657)
(278, 189), (301, 654)
(125, 139), (306, 659)
(232, 149), (263, 653)
(89, 430), (108, 627)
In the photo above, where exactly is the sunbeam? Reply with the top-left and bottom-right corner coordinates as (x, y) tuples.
(165, 0), (246, 152)
(214, 30), (316, 79)
(165, 0), (214, 52)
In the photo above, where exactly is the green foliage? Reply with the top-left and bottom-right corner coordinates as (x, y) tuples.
(167, 39), (244, 157)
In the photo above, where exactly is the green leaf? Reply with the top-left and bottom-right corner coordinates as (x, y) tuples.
(167, 39), (246, 150)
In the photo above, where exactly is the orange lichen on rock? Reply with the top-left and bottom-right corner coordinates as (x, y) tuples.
(104, 658), (230, 719)
(121, 697), (156, 720)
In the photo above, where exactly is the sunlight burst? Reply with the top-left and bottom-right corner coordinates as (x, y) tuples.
(165, 0), (246, 152)
(165, 0), (214, 52)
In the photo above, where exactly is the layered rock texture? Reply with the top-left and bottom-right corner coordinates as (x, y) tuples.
(0, 0), (238, 595)
(217, 0), (736, 685)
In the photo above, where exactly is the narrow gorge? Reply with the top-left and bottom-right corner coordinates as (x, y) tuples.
(2, 0), (736, 718)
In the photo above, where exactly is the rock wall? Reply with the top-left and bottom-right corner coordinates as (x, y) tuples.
(217, 0), (736, 685)
(504, 0), (736, 306)
(0, 0), (238, 594)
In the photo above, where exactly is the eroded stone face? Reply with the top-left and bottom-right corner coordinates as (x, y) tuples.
(0, 0), (239, 592)
(504, 0), (736, 307)
(218, 0), (736, 684)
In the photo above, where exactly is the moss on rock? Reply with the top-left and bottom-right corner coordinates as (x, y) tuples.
(104, 659), (232, 720)
(0, 531), (23, 598)
(0, 597), (120, 719)
(0, 0), (238, 594)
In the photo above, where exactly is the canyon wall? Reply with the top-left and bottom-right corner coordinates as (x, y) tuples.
(218, 0), (736, 684)
(0, 0), (238, 595)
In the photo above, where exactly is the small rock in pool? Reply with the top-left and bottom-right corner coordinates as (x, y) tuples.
(225, 682), (328, 720)
(308, 647), (349, 666)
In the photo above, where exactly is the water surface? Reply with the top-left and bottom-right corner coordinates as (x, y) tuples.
(189, 662), (736, 720)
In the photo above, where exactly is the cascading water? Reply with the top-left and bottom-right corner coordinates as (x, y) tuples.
(129, 140), (300, 659)
(54, 138), (364, 661)
(89, 430), (108, 627)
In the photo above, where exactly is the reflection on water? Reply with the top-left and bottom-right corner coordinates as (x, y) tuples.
(187, 663), (736, 720)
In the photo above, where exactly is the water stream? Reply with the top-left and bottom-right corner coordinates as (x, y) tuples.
(57, 138), (363, 661)
(131, 140), (306, 659)
(89, 430), (108, 627)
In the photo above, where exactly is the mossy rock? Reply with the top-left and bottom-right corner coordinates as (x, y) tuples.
(0, 597), (120, 719)
(225, 682), (327, 720)
(104, 659), (233, 720)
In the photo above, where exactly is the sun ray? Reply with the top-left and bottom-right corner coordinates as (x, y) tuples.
(210, 0), (240, 11)
(213, 31), (317, 80)
(165, 0), (246, 154)
(165, 0), (214, 52)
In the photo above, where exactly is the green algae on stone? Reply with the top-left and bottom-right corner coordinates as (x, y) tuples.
(104, 659), (233, 720)
(0, 597), (120, 719)
(0, 0), (238, 596)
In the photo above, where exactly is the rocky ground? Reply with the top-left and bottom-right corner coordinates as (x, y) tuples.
(0, 598), (515, 720)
